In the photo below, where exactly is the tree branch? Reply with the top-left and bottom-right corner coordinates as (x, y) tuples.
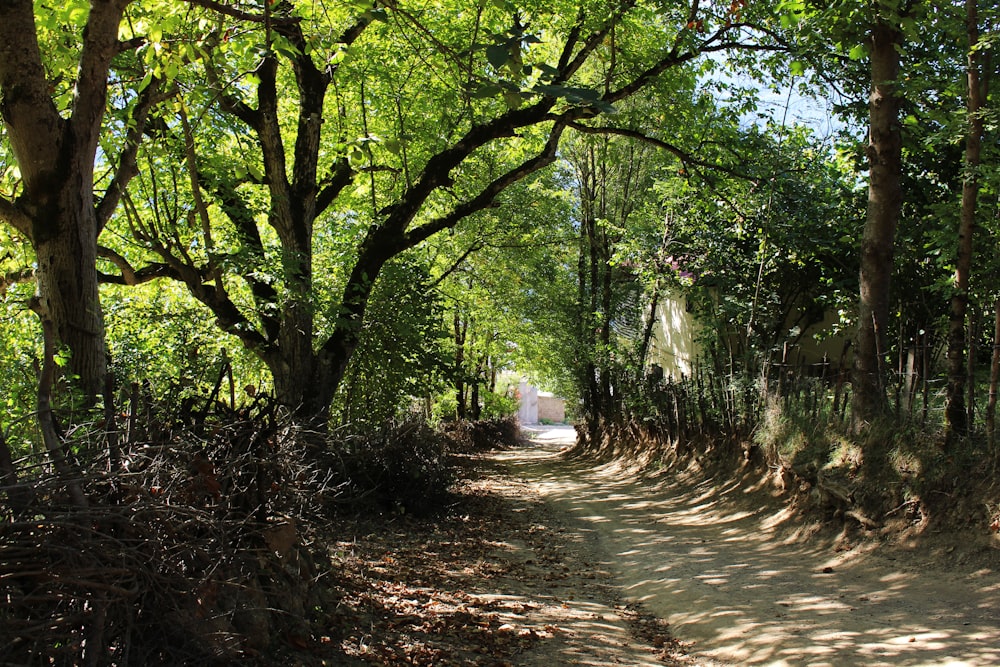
(381, 96), (559, 234)
(428, 241), (484, 290)
(316, 158), (355, 215)
(560, 1), (636, 83)
(96, 245), (180, 285)
(0, 266), (34, 295)
(0, 196), (32, 237)
(606, 22), (785, 106)
(96, 78), (172, 233)
(403, 122), (568, 249)
(182, 0), (301, 25)
(565, 122), (755, 180)
(202, 174), (282, 342)
(71, 0), (128, 152)
(121, 190), (275, 359)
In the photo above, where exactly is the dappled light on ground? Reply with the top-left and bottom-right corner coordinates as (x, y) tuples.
(512, 425), (1000, 666)
(322, 436), (680, 666)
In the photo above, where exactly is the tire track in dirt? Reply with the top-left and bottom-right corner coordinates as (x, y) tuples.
(508, 425), (1000, 667)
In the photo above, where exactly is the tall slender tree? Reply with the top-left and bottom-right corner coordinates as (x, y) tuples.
(852, 2), (908, 427)
(945, 0), (990, 439)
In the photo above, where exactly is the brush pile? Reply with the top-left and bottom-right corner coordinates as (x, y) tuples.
(1, 405), (342, 665)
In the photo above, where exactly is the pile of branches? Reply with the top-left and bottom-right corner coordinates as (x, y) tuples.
(1, 403), (344, 665)
(1, 401), (517, 664)
(440, 416), (520, 454)
(331, 419), (454, 515)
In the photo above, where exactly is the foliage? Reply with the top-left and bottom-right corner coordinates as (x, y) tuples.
(104, 281), (268, 407)
(332, 258), (450, 426)
(481, 390), (519, 420)
(95, 0), (790, 425)
(0, 285), (41, 457)
(441, 416), (520, 454)
(665, 125), (860, 366)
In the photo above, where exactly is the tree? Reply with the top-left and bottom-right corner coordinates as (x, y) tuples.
(332, 257), (448, 426)
(565, 132), (656, 439)
(428, 181), (574, 421)
(118, 0), (781, 425)
(945, 0), (990, 438)
(0, 0), (164, 401)
(851, 2), (909, 427)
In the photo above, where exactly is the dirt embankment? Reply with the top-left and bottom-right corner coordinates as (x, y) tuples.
(512, 424), (1000, 666)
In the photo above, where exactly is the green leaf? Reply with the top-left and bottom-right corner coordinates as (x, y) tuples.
(503, 91), (523, 109)
(471, 83), (503, 98)
(67, 6), (89, 28)
(382, 138), (402, 155)
(486, 44), (509, 69)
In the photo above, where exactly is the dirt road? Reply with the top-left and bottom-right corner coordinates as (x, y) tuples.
(511, 425), (1000, 667)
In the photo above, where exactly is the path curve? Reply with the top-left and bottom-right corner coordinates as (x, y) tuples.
(509, 425), (1000, 667)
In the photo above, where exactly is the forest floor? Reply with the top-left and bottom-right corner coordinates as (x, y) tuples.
(318, 425), (1000, 666)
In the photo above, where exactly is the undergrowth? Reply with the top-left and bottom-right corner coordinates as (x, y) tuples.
(751, 395), (997, 531)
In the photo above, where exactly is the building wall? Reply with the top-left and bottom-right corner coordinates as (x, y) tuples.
(518, 381), (566, 424)
(647, 291), (851, 379)
(518, 381), (538, 424)
(537, 394), (566, 423)
(647, 294), (700, 380)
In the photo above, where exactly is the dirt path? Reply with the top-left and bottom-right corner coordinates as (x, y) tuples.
(510, 425), (1000, 667)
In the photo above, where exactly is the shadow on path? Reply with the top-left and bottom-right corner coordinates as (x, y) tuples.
(505, 425), (1000, 667)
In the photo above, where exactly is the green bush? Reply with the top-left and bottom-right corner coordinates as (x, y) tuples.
(481, 391), (518, 419)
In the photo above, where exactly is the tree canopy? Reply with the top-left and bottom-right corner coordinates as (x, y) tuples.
(0, 0), (998, 479)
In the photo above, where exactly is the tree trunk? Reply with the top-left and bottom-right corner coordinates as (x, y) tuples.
(988, 299), (1000, 450)
(945, 0), (987, 442)
(470, 381), (481, 421)
(34, 192), (108, 400)
(35, 307), (89, 510)
(852, 13), (904, 429)
(454, 312), (468, 420)
(600, 232), (614, 417)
